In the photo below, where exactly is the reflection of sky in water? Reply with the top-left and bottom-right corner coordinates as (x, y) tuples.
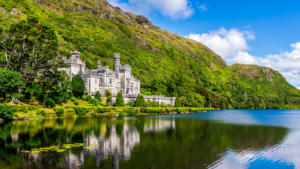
(181, 109), (300, 169)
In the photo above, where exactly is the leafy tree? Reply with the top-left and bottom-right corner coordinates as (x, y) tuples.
(115, 92), (125, 107)
(105, 89), (112, 105)
(0, 17), (67, 83)
(71, 75), (85, 97)
(100, 97), (107, 106)
(0, 102), (15, 120)
(174, 97), (181, 107)
(179, 96), (188, 107)
(0, 68), (25, 101)
(95, 91), (101, 100)
(45, 98), (56, 108)
(167, 79), (176, 97)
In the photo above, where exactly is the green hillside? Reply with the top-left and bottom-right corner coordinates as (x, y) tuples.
(1, 0), (300, 109)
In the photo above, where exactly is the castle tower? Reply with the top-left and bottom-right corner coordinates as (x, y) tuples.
(114, 53), (120, 71)
(71, 51), (80, 59)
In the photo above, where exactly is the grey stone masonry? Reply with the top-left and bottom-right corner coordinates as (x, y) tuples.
(59, 52), (176, 106)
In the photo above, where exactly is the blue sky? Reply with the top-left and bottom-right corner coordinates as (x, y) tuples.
(108, 0), (300, 88)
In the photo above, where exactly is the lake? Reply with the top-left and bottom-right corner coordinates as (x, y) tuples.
(1, 109), (299, 169)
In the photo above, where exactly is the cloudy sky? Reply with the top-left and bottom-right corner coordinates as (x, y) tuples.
(107, 0), (300, 88)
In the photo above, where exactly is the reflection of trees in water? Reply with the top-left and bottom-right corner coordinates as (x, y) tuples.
(0, 118), (289, 169)
(121, 120), (288, 169)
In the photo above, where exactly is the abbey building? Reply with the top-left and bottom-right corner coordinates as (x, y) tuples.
(59, 51), (175, 106)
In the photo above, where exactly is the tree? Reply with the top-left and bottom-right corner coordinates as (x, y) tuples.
(134, 94), (145, 107)
(0, 68), (25, 101)
(174, 97), (181, 107)
(95, 91), (101, 100)
(0, 102), (15, 120)
(179, 96), (188, 107)
(105, 89), (112, 105)
(0, 17), (67, 83)
(167, 79), (176, 97)
(100, 97), (107, 106)
(71, 75), (85, 97)
(115, 92), (125, 107)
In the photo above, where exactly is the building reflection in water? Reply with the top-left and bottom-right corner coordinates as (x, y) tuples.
(144, 118), (175, 133)
(20, 118), (175, 169)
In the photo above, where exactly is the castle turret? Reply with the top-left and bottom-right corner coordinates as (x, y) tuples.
(114, 53), (120, 71)
(71, 51), (80, 59)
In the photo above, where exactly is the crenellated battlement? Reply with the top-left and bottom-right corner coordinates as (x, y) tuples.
(120, 64), (131, 70)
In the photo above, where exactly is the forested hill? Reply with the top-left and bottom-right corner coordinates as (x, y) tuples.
(1, 0), (300, 109)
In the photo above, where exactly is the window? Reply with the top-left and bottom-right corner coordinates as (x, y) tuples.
(95, 79), (97, 84)
(109, 78), (112, 84)
(100, 78), (102, 84)
(127, 81), (129, 86)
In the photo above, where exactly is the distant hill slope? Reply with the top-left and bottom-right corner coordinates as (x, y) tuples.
(1, 0), (299, 108)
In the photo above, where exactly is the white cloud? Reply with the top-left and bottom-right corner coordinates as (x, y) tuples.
(186, 27), (255, 59)
(186, 28), (300, 87)
(107, 0), (194, 19)
(197, 3), (208, 12)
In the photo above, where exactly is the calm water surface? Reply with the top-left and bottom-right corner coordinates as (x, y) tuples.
(1, 109), (300, 169)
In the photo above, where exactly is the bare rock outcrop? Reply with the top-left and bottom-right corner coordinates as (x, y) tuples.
(0, 7), (6, 15)
(10, 98), (21, 105)
(10, 8), (24, 16)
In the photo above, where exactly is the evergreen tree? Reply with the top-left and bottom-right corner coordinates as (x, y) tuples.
(134, 94), (145, 107)
(115, 92), (125, 107)
(95, 91), (101, 100)
(71, 75), (85, 97)
(174, 97), (181, 107)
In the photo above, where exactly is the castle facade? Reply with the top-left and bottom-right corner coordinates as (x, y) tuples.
(59, 51), (175, 106)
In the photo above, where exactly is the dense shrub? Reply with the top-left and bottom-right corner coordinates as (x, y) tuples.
(0, 102), (16, 120)
(126, 101), (134, 107)
(74, 107), (89, 116)
(45, 98), (56, 108)
(55, 108), (64, 117)
(95, 107), (110, 113)
(36, 110), (46, 116)
(89, 98), (99, 106)
(119, 112), (127, 116)
(85, 95), (93, 102)
(126, 109), (134, 116)
(74, 101), (79, 105)
(70, 97), (76, 102)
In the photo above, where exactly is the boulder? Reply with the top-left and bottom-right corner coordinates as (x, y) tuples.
(10, 98), (21, 105)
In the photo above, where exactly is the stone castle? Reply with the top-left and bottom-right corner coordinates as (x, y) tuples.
(59, 51), (175, 106)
